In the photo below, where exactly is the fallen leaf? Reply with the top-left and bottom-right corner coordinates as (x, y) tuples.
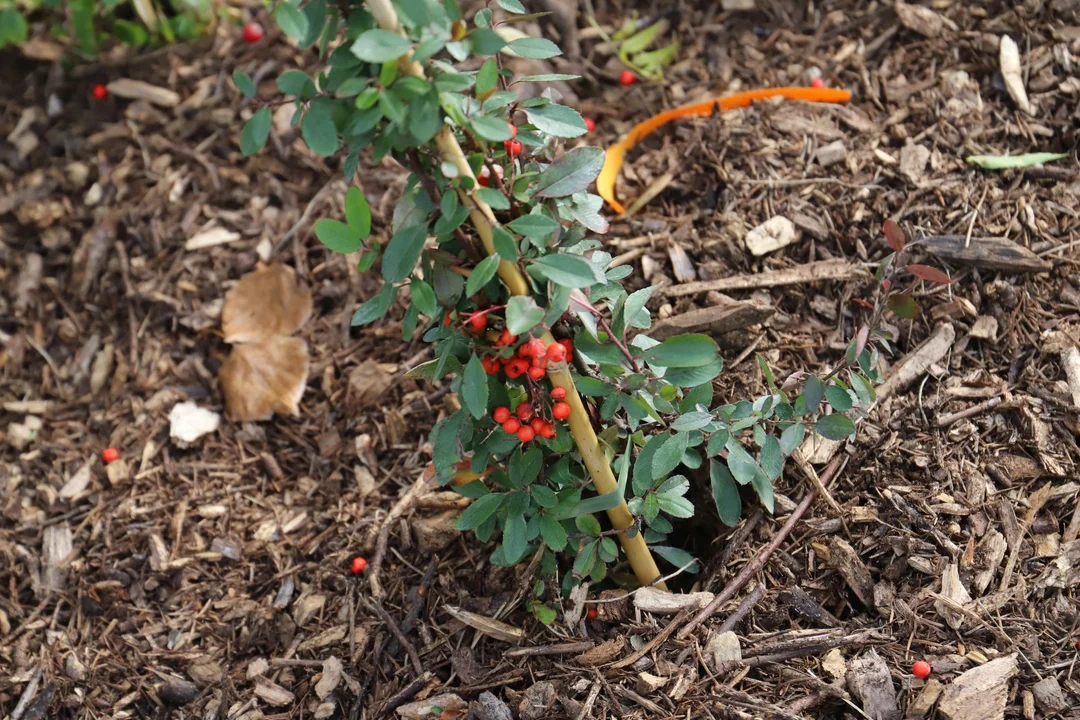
(222, 263), (313, 343)
(443, 605), (525, 643)
(169, 401), (221, 444)
(219, 336), (309, 421)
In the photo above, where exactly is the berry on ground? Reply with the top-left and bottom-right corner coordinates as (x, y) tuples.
(552, 402), (571, 421)
(351, 556), (368, 574)
(619, 69), (636, 86)
(551, 387), (566, 401)
(92, 84), (108, 101)
(242, 22), (265, 44)
(546, 343), (566, 363)
(528, 365), (546, 380)
(912, 661), (931, 679)
(505, 140), (523, 158)
(516, 403), (534, 421)
(502, 418), (521, 434)
(584, 117), (596, 132)
(101, 447), (120, 464)
(810, 77), (825, 89)
(468, 313), (487, 332)
(517, 426), (535, 442)
(493, 406), (511, 424)
(586, 608), (598, 620)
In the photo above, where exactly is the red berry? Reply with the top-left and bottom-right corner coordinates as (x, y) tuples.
(444, 311), (453, 326)
(584, 117), (596, 132)
(530, 418), (546, 434)
(482, 357), (500, 375)
(242, 22), (265, 44)
(912, 661), (931, 679)
(478, 167), (491, 187)
(101, 447), (120, 464)
(505, 359), (525, 379)
(516, 403), (534, 421)
(551, 387), (566, 401)
(502, 418), (522, 434)
(528, 339), (546, 357)
(508, 123), (517, 139)
(505, 140), (523, 158)
(558, 339), (573, 356)
(493, 406), (511, 424)
(539, 422), (556, 439)
(496, 329), (517, 347)
(469, 314), (487, 332)
(552, 402), (571, 421)
(528, 365), (546, 380)
(517, 426), (535, 442)
(546, 343), (567, 363)
(586, 608), (598, 620)
(92, 84), (108, 101)
(810, 77), (825, 89)
(618, 69), (636, 86)
(351, 556), (368, 574)
(882, 279), (892, 291)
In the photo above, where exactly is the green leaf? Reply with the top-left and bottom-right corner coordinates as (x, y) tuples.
(658, 492), (694, 518)
(533, 146), (606, 198)
(350, 28), (413, 62)
(274, 2), (310, 40)
(538, 515), (567, 550)
(652, 432), (690, 479)
(70, 0), (96, 53)
(815, 414), (855, 441)
(469, 27), (505, 54)
(502, 512), (528, 563)
(710, 461), (742, 526)
(409, 90), (442, 143)
(506, 37), (561, 59)
(966, 152), (1069, 170)
(671, 411), (713, 432)
(472, 115), (514, 141)
(454, 492), (504, 531)
(529, 254), (603, 288)
(573, 540), (597, 577)
(462, 355), (489, 419)
(410, 278), (437, 317)
(354, 86), (380, 109)
(575, 514), (601, 536)
(508, 214), (559, 240)
(825, 385), (853, 412)
(466, 255), (500, 296)
(232, 71), (256, 98)
(644, 334), (720, 368)
(779, 422), (805, 456)
(476, 58), (499, 98)
(725, 439), (761, 485)
(344, 186), (372, 238)
(887, 293), (920, 319)
(519, 73), (581, 82)
(622, 286), (655, 332)
(750, 469), (774, 513)
(492, 227), (518, 259)
(760, 435), (783, 480)
(113, 18), (149, 47)
(299, 0), (327, 48)
(652, 546), (699, 573)
(314, 219), (361, 254)
(278, 70), (315, 97)
(351, 283), (396, 326)
(664, 358), (723, 387)
(505, 295), (544, 335)
(524, 103), (587, 138)
(301, 99), (341, 156)
(240, 108), (272, 157)
(476, 187), (510, 210)
(382, 224), (428, 282)
(0, 9), (29, 48)
(802, 376), (825, 413)
(532, 485), (558, 509)
(496, 0), (526, 12)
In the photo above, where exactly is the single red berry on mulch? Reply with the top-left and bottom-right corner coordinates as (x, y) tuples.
(92, 84), (108, 101)
(586, 608), (598, 620)
(912, 661), (931, 679)
(502, 418), (522, 434)
(517, 426), (535, 442)
(493, 406), (511, 424)
(528, 365), (546, 380)
(546, 343), (567, 363)
(516, 403), (534, 421)
(810, 77), (825, 89)
(468, 313), (487, 332)
(551, 387), (566, 401)
(351, 556), (368, 574)
(505, 140), (523, 158)
(882, 279), (892, 290)
(619, 69), (636, 86)
(101, 447), (120, 464)
(584, 117), (596, 132)
(552, 402), (571, 421)
(242, 22), (265, 44)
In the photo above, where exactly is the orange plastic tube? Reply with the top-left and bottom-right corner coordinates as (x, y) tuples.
(597, 87), (853, 214)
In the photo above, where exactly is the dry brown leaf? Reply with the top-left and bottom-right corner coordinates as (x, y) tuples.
(443, 606), (525, 643)
(219, 336), (309, 421)
(222, 263), (313, 344)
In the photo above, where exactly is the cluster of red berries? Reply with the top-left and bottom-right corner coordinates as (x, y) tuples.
(493, 387), (571, 443)
(481, 335), (573, 380)
(504, 124), (523, 158)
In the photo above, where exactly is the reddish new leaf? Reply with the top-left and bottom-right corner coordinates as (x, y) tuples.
(883, 218), (905, 253)
(855, 325), (870, 357)
(905, 264), (953, 284)
(887, 293), (920, 319)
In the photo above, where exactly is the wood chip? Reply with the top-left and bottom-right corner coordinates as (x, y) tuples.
(704, 630), (742, 672)
(745, 215), (799, 256)
(894, 1), (954, 37)
(999, 36), (1034, 115)
(1035, 539), (1080, 589)
(645, 299), (774, 340)
(938, 654), (1018, 720)
(1030, 676), (1068, 714)
(925, 235), (1051, 273)
(58, 460), (93, 498)
(935, 563), (973, 629)
(443, 606), (525, 643)
(634, 587), (714, 614)
(822, 649), (846, 679)
(574, 637), (626, 666)
(185, 226), (241, 251)
(878, 323), (956, 398)
(829, 538), (875, 607)
(666, 242), (696, 283)
(106, 78), (181, 108)
(397, 694), (466, 719)
(659, 259), (866, 298)
(314, 656), (343, 700)
(845, 650), (900, 720)
(254, 678), (296, 706)
(909, 679), (945, 716)
(42, 524), (73, 595)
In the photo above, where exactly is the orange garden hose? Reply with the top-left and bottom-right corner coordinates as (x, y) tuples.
(597, 87), (853, 214)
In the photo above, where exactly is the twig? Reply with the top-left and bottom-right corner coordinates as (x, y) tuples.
(605, 607), (692, 671)
(10, 667), (42, 720)
(588, 557), (699, 604)
(506, 641), (596, 658)
(717, 584), (764, 634)
(934, 396), (1003, 427)
(369, 467), (430, 599)
(677, 455), (846, 640)
(379, 672), (436, 716)
(366, 599), (424, 675)
(389, 557), (438, 656)
(275, 177), (338, 253)
(793, 450), (845, 519)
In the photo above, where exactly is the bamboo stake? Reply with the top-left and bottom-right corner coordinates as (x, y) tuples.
(367, 0), (665, 589)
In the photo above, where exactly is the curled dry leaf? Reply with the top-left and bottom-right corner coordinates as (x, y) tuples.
(222, 263), (313, 344)
(999, 36), (1034, 115)
(219, 336), (309, 421)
